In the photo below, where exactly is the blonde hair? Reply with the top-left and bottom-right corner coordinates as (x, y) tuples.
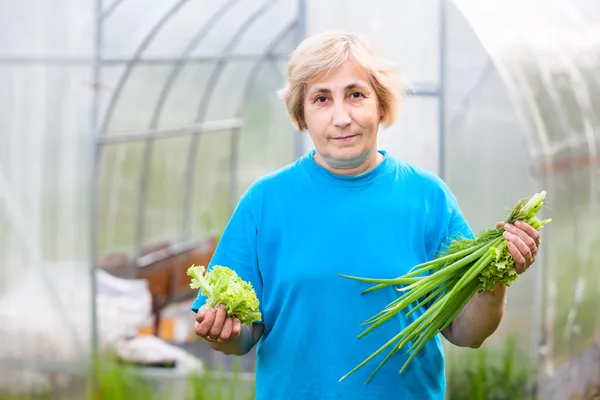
(279, 31), (408, 132)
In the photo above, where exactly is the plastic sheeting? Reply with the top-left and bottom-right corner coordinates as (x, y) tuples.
(307, 0), (600, 397)
(0, 1), (97, 392)
(449, 0), (600, 397)
(0, 264), (148, 392)
(305, 0), (443, 173)
(96, 0), (300, 257)
(0, 0), (298, 393)
(1, 0), (599, 398)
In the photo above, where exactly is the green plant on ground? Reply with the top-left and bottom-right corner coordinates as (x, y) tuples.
(0, 354), (255, 400)
(87, 361), (156, 400)
(445, 334), (537, 400)
(86, 354), (255, 400)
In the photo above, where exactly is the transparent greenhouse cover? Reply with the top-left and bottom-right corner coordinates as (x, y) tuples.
(449, 1), (600, 398)
(0, 0), (599, 397)
(454, 0), (600, 159)
(0, 0), (301, 392)
(0, 1), (95, 393)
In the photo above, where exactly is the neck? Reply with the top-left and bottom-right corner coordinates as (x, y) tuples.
(313, 148), (383, 177)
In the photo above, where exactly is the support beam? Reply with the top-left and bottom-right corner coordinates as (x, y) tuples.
(97, 118), (243, 144)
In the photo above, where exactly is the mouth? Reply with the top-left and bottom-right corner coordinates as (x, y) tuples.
(332, 134), (359, 141)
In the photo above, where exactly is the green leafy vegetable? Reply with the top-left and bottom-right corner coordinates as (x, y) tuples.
(338, 191), (552, 384)
(187, 264), (262, 325)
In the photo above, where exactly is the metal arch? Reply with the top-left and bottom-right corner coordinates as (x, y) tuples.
(90, 0), (104, 379)
(438, 0), (447, 180)
(193, 0), (284, 124)
(181, 0), (284, 240)
(543, 54), (597, 347)
(449, 2), (549, 164)
(133, 0), (240, 254)
(226, 21), (297, 211)
(233, 22), (295, 118)
(446, 60), (494, 128)
(516, 41), (599, 368)
(97, 0), (190, 138)
(147, 0), (241, 129)
(447, 2), (556, 379)
(100, 0), (127, 21)
(268, 58), (285, 83)
(293, 0), (307, 159)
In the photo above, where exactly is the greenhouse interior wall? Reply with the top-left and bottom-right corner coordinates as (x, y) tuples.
(0, 0), (599, 399)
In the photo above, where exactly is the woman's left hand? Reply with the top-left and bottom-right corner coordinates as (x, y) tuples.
(495, 220), (541, 274)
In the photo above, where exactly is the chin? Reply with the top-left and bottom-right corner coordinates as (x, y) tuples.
(336, 145), (369, 158)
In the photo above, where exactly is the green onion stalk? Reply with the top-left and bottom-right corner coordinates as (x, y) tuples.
(338, 191), (552, 384)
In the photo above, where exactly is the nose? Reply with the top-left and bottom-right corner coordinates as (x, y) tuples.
(332, 102), (351, 128)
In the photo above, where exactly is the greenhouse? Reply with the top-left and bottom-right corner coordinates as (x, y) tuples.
(0, 0), (599, 398)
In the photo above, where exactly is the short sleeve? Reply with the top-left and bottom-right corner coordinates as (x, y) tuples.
(190, 188), (263, 323)
(444, 196), (475, 245)
(427, 179), (475, 260)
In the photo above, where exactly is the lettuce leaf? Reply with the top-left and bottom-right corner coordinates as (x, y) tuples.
(478, 241), (518, 291)
(187, 264), (262, 325)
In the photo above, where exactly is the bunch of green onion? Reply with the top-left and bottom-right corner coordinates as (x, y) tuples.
(338, 191), (552, 384)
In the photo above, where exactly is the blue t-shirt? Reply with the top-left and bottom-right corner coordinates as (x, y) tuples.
(192, 150), (473, 400)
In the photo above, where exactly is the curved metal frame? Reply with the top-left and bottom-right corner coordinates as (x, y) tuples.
(98, 0), (189, 138)
(87, 0), (304, 367)
(159, 21), (297, 326)
(134, 0), (242, 256)
(181, 0), (285, 240)
(147, 0), (242, 129)
(227, 21), (297, 211)
(99, 0), (126, 21)
(89, 0), (104, 370)
(95, 0), (295, 261)
(451, 3), (600, 395)
(537, 58), (586, 351)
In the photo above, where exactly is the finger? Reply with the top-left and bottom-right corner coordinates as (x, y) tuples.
(232, 318), (242, 338)
(504, 230), (534, 266)
(505, 223), (537, 253)
(507, 242), (527, 274)
(219, 317), (234, 342)
(496, 221), (504, 228)
(195, 305), (208, 324)
(209, 305), (227, 338)
(195, 307), (216, 337)
(515, 221), (541, 245)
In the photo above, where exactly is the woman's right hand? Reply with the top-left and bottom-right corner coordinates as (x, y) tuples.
(194, 304), (242, 344)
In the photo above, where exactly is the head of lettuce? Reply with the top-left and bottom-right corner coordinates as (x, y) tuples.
(187, 264), (262, 326)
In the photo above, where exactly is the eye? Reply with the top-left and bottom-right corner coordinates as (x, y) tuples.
(350, 91), (364, 99)
(314, 96), (328, 103)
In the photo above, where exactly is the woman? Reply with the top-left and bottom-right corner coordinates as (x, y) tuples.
(192, 31), (541, 399)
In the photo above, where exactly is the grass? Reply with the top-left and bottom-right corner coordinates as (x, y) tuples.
(546, 201), (600, 365)
(2, 335), (598, 399)
(1, 339), (540, 400)
(88, 360), (255, 400)
(445, 334), (537, 400)
(0, 354), (255, 400)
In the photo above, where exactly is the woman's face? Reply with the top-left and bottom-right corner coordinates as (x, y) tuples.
(302, 60), (383, 172)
